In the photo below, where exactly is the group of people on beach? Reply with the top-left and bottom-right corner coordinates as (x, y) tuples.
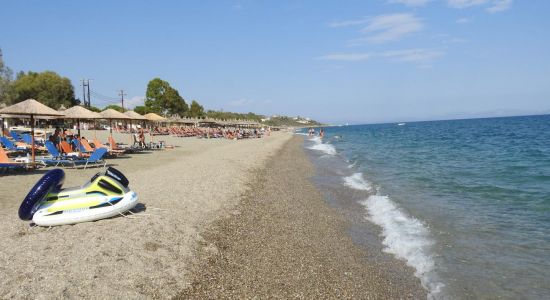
(308, 127), (324, 138)
(144, 125), (269, 140)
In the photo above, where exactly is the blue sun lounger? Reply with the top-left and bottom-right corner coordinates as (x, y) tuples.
(41, 141), (75, 167)
(73, 147), (108, 169)
(42, 141), (107, 169)
(9, 131), (22, 142)
(0, 136), (24, 152)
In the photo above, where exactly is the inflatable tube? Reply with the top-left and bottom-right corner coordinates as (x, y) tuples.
(32, 191), (138, 226)
(19, 167), (139, 226)
(18, 169), (65, 220)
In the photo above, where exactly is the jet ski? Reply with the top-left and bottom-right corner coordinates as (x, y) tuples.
(19, 167), (138, 226)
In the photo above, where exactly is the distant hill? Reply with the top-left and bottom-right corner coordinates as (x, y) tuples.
(206, 110), (324, 127)
(262, 115), (324, 127)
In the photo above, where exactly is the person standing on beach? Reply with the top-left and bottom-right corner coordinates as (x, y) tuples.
(319, 128), (324, 138)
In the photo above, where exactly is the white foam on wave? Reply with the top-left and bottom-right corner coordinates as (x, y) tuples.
(360, 195), (445, 299)
(343, 173), (372, 191)
(307, 136), (337, 156)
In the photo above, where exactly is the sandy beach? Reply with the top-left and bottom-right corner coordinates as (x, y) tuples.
(0, 130), (290, 298)
(0, 131), (424, 298)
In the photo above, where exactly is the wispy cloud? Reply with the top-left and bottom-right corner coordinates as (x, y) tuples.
(316, 53), (372, 61)
(360, 13), (424, 44)
(388, 0), (432, 7)
(448, 0), (512, 12)
(328, 17), (370, 28)
(456, 17), (471, 24)
(382, 49), (444, 64)
(448, 0), (489, 8)
(329, 13), (423, 44)
(486, 0), (512, 13)
(316, 49), (444, 66)
(126, 96), (145, 109)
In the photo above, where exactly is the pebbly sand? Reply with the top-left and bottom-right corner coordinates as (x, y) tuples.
(177, 135), (425, 299)
(0, 131), (425, 298)
(0, 130), (291, 298)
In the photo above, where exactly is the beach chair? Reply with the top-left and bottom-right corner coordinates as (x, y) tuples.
(109, 136), (143, 153)
(0, 136), (25, 152)
(21, 134), (47, 152)
(0, 146), (28, 173)
(41, 141), (75, 167)
(42, 141), (107, 169)
(80, 138), (95, 152)
(72, 139), (92, 156)
(93, 138), (126, 156)
(73, 147), (108, 169)
(59, 140), (82, 158)
(9, 131), (22, 141)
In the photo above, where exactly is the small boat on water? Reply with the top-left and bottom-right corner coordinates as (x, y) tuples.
(397, 123), (406, 126)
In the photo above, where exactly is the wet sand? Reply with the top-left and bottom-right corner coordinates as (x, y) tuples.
(178, 136), (426, 299)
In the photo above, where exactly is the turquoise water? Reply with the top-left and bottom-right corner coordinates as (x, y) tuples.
(302, 115), (550, 299)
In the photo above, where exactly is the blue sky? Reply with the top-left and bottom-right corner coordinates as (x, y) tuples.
(1, 0), (549, 124)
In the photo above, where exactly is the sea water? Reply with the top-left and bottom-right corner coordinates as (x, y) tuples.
(301, 115), (550, 299)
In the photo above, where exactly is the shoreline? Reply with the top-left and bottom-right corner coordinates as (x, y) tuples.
(178, 135), (426, 298)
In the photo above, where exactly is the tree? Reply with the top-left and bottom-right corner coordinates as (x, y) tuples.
(12, 71), (77, 108)
(88, 105), (101, 112)
(188, 100), (205, 118)
(103, 104), (123, 112)
(0, 48), (14, 105)
(144, 78), (188, 117)
(133, 105), (147, 115)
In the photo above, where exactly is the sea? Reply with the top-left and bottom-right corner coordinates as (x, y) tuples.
(299, 115), (550, 299)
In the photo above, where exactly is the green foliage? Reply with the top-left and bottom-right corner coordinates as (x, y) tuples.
(206, 110), (264, 121)
(133, 105), (147, 115)
(144, 78), (188, 117)
(103, 104), (123, 112)
(12, 70), (77, 108)
(88, 105), (101, 112)
(187, 100), (205, 118)
(0, 48), (14, 105)
(263, 116), (324, 127)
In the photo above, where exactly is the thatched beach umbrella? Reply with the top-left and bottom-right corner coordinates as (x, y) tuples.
(61, 105), (101, 137)
(143, 113), (166, 122)
(100, 109), (130, 137)
(0, 99), (63, 165)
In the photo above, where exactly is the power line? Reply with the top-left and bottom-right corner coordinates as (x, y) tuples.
(81, 79), (91, 107)
(119, 89), (127, 112)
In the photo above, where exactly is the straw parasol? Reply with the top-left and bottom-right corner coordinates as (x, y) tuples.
(0, 99), (63, 165)
(100, 109), (130, 137)
(143, 113), (166, 122)
(124, 110), (147, 121)
(61, 105), (101, 137)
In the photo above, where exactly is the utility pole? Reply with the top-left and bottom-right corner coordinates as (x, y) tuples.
(81, 79), (91, 107)
(87, 80), (91, 108)
(81, 79), (87, 107)
(119, 89), (127, 112)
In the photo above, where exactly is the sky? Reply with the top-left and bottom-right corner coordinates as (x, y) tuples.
(1, 0), (549, 124)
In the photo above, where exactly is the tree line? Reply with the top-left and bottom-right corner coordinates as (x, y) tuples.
(0, 48), (254, 120)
